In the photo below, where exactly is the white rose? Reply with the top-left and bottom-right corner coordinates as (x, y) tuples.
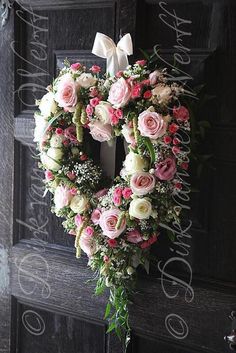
(124, 151), (148, 175)
(77, 73), (97, 88)
(50, 134), (65, 147)
(95, 101), (112, 124)
(34, 113), (48, 143)
(70, 194), (88, 214)
(129, 198), (152, 220)
(39, 92), (57, 117)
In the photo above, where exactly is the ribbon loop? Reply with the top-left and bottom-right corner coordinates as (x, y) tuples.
(92, 32), (133, 76)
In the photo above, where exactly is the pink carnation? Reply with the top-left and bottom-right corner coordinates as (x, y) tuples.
(126, 229), (142, 243)
(90, 65), (101, 73)
(86, 104), (94, 116)
(99, 209), (126, 239)
(138, 110), (167, 139)
(108, 77), (131, 108)
(113, 195), (122, 206)
(173, 106), (189, 121)
(130, 172), (156, 196)
(155, 157), (177, 181)
(90, 97), (100, 107)
(122, 187), (132, 199)
(131, 83), (142, 98)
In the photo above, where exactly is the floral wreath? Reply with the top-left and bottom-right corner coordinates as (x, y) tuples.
(34, 33), (191, 346)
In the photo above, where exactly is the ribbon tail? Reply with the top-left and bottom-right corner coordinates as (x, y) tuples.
(106, 53), (119, 76)
(117, 52), (129, 72)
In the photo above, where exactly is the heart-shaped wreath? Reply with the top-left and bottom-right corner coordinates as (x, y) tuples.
(34, 45), (190, 345)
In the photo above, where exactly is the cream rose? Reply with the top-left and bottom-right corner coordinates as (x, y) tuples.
(41, 147), (63, 171)
(129, 198), (152, 220)
(121, 124), (135, 145)
(70, 194), (88, 214)
(50, 134), (65, 147)
(77, 73), (97, 88)
(33, 113), (48, 143)
(152, 84), (172, 104)
(124, 151), (148, 175)
(95, 101), (112, 124)
(39, 92), (57, 117)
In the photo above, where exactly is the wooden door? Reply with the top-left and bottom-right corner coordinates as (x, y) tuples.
(0, 0), (236, 352)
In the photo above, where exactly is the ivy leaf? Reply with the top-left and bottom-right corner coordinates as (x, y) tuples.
(143, 137), (155, 164)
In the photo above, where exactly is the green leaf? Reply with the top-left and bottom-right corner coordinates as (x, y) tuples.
(143, 137), (155, 164)
(104, 302), (111, 320)
(106, 322), (116, 333)
(138, 48), (150, 61)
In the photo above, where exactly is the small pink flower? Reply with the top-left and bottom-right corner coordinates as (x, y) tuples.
(91, 209), (101, 225)
(143, 90), (152, 99)
(103, 255), (110, 263)
(63, 140), (69, 147)
(172, 146), (181, 155)
(70, 188), (77, 195)
(90, 97), (100, 107)
(140, 234), (158, 249)
(173, 106), (189, 121)
(115, 109), (123, 119)
(122, 187), (132, 199)
(55, 128), (63, 135)
(67, 171), (76, 181)
(136, 59), (147, 66)
(45, 170), (54, 181)
(141, 79), (150, 86)
(89, 87), (98, 97)
(86, 104), (94, 116)
(155, 157), (177, 181)
(90, 65), (101, 73)
(110, 114), (120, 125)
(163, 135), (172, 144)
(138, 110), (167, 139)
(126, 229), (142, 243)
(181, 162), (189, 170)
(113, 195), (122, 206)
(114, 187), (123, 197)
(107, 239), (117, 248)
(173, 137), (180, 145)
(131, 83), (142, 98)
(75, 214), (83, 227)
(85, 226), (94, 236)
(70, 62), (82, 71)
(100, 208), (126, 238)
(174, 182), (182, 190)
(80, 154), (88, 161)
(169, 123), (179, 134)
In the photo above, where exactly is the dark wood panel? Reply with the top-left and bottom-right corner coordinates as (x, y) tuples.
(18, 0), (114, 10)
(13, 301), (106, 353)
(10, 244), (236, 353)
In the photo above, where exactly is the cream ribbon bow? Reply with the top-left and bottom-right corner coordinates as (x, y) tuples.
(92, 32), (133, 76)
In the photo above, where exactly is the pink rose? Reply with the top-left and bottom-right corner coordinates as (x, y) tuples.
(138, 110), (167, 139)
(155, 157), (177, 180)
(130, 172), (156, 196)
(89, 121), (112, 142)
(126, 229), (142, 243)
(173, 106), (189, 121)
(85, 226), (94, 236)
(90, 97), (100, 107)
(54, 185), (73, 210)
(86, 104), (94, 116)
(91, 209), (101, 225)
(99, 209), (126, 239)
(79, 231), (96, 257)
(114, 187), (123, 197)
(113, 195), (122, 206)
(108, 77), (131, 108)
(55, 73), (78, 109)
